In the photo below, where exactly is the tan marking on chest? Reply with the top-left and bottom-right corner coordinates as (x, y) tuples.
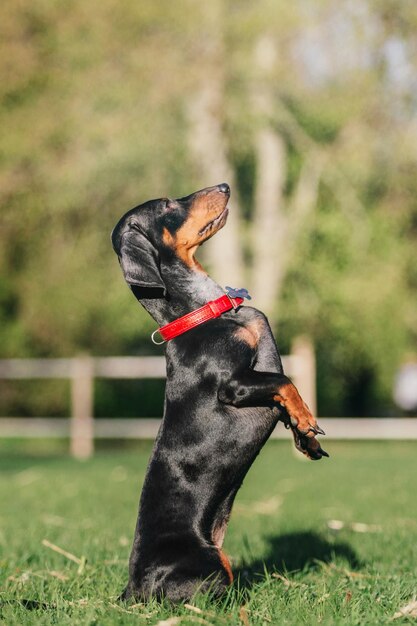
(235, 318), (264, 348)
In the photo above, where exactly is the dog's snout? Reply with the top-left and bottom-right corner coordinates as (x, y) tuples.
(218, 183), (230, 195)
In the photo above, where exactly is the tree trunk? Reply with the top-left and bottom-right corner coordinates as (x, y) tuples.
(250, 35), (288, 322)
(186, 1), (244, 287)
(250, 129), (288, 320)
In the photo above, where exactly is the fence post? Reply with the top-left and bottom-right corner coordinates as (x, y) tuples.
(292, 335), (317, 417)
(70, 355), (94, 459)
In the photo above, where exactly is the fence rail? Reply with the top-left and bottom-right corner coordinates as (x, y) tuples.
(0, 417), (416, 441)
(0, 339), (316, 458)
(0, 356), (167, 379)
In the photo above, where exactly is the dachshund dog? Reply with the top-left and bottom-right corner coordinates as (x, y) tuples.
(111, 183), (327, 602)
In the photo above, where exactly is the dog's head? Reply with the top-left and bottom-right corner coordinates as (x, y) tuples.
(111, 183), (230, 298)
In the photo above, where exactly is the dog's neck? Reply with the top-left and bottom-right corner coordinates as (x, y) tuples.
(137, 256), (224, 327)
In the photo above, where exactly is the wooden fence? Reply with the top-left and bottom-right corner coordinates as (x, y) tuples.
(3, 342), (412, 458)
(0, 337), (316, 459)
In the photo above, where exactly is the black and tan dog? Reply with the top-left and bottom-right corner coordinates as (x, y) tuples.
(111, 183), (328, 603)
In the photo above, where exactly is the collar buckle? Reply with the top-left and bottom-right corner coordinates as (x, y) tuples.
(226, 295), (240, 309)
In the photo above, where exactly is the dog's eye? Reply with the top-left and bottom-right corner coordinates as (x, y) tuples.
(129, 220), (143, 233)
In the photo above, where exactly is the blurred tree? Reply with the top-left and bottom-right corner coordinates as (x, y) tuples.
(186, 0), (244, 287)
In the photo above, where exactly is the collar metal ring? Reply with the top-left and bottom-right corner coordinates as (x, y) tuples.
(151, 330), (166, 345)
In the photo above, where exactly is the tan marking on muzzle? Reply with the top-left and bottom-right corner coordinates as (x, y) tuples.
(163, 190), (228, 266)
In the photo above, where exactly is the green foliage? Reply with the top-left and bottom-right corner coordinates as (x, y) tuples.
(1, 0), (416, 416)
(280, 184), (411, 415)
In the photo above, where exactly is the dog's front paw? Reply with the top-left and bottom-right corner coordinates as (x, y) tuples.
(287, 398), (324, 437)
(273, 383), (328, 460)
(291, 426), (329, 460)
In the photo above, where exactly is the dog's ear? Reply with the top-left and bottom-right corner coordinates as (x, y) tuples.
(118, 230), (166, 298)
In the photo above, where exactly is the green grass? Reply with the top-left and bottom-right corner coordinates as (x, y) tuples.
(1, 440), (417, 625)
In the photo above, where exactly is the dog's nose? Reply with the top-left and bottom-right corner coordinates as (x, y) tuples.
(218, 183), (230, 194)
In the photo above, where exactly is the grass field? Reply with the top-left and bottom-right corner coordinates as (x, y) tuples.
(1, 439), (417, 625)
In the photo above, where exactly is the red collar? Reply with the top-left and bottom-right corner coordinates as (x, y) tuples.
(151, 293), (245, 344)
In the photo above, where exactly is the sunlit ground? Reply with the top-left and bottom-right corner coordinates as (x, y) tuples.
(1, 440), (417, 625)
